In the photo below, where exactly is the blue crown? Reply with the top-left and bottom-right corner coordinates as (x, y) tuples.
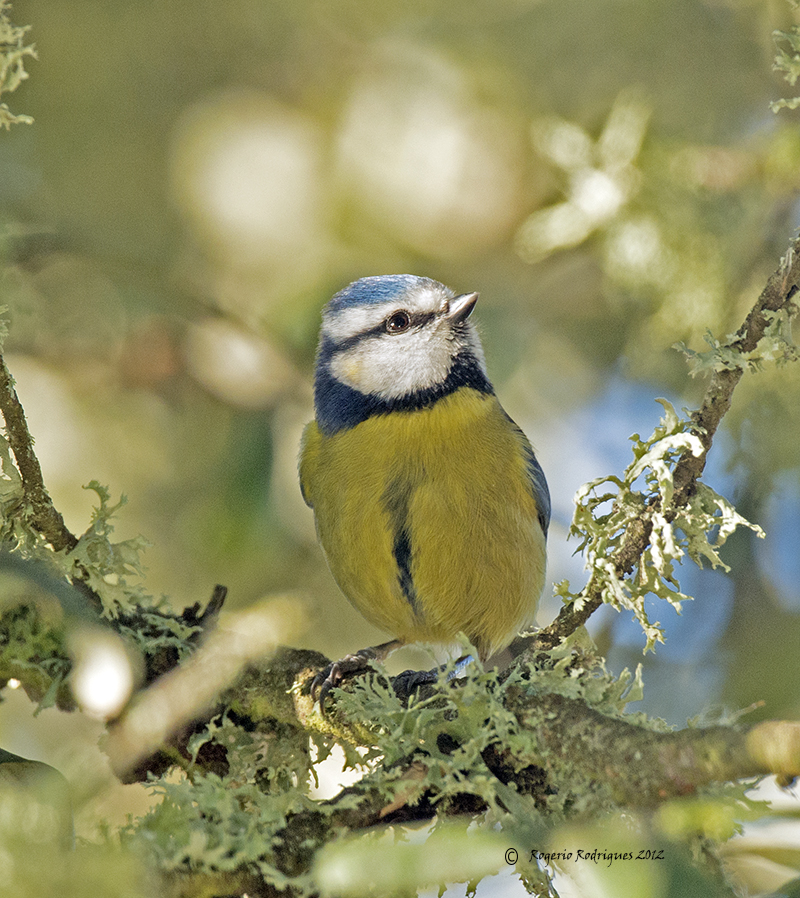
(327, 275), (441, 311)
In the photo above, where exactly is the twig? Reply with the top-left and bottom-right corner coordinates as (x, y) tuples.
(533, 238), (800, 651)
(0, 349), (78, 552)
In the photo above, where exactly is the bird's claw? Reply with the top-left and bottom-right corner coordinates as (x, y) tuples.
(390, 667), (438, 701)
(310, 650), (376, 712)
(391, 655), (475, 701)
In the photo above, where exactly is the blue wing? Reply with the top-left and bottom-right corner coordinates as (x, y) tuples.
(523, 444), (551, 537)
(504, 412), (551, 537)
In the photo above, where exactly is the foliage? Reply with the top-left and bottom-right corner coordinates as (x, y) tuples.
(124, 774), (319, 894)
(0, 421), (795, 898)
(1, 168), (799, 898)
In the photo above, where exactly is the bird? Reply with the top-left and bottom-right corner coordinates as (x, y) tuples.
(298, 274), (550, 704)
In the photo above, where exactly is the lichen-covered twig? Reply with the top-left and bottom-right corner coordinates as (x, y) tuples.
(532, 238), (800, 652)
(0, 351), (77, 552)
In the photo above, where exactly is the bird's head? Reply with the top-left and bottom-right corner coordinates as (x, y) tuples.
(317, 275), (486, 401)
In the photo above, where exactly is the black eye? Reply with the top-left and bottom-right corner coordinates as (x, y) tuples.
(385, 310), (411, 334)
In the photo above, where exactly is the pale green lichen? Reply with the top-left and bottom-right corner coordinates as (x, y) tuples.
(49, 482), (152, 618)
(122, 773), (319, 894)
(675, 309), (798, 376)
(0, 472), (196, 705)
(0, 602), (71, 710)
(0, 1), (35, 128)
(563, 399), (764, 650)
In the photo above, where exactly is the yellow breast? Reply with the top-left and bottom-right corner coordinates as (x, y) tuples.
(299, 388), (547, 659)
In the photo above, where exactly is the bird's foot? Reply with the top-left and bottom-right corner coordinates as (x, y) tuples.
(391, 654), (475, 702)
(311, 650), (374, 708)
(311, 639), (401, 713)
(391, 667), (438, 700)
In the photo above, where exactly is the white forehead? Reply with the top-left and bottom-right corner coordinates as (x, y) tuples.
(322, 283), (452, 343)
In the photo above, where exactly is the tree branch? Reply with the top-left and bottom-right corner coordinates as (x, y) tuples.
(101, 632), (800, 816)
(166, 652), (800, 845)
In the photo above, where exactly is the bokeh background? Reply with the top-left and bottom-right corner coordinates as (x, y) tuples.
(2, 0), (800, 886)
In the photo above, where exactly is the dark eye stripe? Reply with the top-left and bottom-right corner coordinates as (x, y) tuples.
(330, 311), (437, 351)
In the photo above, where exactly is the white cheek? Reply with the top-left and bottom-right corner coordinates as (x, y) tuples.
(330, 330), (453, 398)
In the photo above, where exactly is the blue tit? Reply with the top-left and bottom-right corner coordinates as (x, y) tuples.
(299, 275), (550, 699)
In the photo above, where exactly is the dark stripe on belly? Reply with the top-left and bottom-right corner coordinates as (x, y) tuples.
(382, 479), (419, 613)
(393, 527), (417, 611)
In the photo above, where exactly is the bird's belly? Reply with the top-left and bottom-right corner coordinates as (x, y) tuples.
(307, 390), (547, 657)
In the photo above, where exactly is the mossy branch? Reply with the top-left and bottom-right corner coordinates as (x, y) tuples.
(101, 637), (800, 807)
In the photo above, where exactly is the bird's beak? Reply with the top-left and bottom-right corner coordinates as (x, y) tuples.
(446, 292), (479, 323)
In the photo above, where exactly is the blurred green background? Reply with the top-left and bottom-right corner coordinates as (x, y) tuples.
(2, 0), (800, 863)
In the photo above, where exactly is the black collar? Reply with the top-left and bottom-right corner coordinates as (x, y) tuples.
(314, 351), (493, 435)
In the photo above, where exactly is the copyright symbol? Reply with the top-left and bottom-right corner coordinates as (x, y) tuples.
(505, 848), (518, 865)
